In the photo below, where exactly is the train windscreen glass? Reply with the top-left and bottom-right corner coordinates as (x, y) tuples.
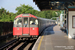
(30, 18), (38, 27)
(14, 17), (22, 27)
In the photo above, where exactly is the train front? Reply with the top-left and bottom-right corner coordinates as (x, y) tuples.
(13, 14), (39, 39)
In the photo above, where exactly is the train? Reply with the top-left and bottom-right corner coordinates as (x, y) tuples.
(13, 14), (56, 39)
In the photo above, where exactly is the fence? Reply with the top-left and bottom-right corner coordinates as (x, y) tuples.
(0, 22), (13, 36)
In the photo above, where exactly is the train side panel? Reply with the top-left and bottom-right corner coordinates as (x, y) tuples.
(38, 18), (56, 35)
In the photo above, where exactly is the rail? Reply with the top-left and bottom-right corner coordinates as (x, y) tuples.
(0, 39), (18, 50)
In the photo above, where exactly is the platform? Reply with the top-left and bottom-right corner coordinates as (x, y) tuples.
(32, 25), (75, 50)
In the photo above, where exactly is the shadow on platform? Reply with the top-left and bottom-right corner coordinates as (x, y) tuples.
(41, 25), (56, 36)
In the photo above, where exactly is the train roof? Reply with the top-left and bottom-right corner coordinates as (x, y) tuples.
(37, 17), (56, 21)
(15, 14), (37, 19)
(15, 14), (56, 21)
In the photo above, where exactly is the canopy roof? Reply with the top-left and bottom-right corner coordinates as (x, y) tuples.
(33, 0), (75, 11)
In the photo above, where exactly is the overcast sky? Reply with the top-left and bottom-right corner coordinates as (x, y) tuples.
(0, 0), (40, 13)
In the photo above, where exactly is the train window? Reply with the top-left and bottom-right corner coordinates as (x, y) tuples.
(30, 18), (38, 27)
(14, 17), (22, 27)
(23, 18), (28, 27)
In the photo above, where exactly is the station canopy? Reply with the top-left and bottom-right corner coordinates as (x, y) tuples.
(33, 0), (75, 11)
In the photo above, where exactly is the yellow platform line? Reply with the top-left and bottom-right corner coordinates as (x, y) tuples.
(37, 36), (44, 50)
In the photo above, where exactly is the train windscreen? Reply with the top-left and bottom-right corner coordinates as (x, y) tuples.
(14, 17), (22, 27)
(30, 18), (38, 27)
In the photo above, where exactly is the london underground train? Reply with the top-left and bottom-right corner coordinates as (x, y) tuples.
(13, 14), (56, 39)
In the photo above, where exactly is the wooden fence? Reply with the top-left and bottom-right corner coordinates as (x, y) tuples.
(0, 22), (13, 36)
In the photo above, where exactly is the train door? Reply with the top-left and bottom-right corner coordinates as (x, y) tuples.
(13, 17), (22, 35)
(23, 17), (29, 35)
(30, 17), (39, 35)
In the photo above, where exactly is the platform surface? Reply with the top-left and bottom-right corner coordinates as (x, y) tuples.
(32, 25), (75, 50)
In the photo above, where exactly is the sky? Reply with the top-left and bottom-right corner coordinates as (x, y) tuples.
(0, 0), (40, 13)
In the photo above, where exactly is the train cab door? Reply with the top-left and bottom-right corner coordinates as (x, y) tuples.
(23, 17), (29, 35)
(30, 17), (39, 35)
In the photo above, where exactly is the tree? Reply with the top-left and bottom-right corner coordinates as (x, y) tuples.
(16, 4), (34, 14)
(0, 8), (16, 22)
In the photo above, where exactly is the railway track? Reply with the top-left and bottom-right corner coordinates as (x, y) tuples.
(0, 39), (18, 50)
(0, 38), (37, 50)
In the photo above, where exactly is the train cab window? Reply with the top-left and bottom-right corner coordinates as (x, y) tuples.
(30, 18), (38, 27)
(14, 17), (22, 27)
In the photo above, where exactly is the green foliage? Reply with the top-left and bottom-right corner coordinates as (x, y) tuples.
(0, 8), (17, 22)
(0, 4), (61, 22)
(36, 10), (60, 19)
(52, 18), (57, 20)
(16, 4), (34, 14)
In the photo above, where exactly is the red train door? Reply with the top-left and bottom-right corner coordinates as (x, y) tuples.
(30, 17), (39, 35)
(23, 17), (29, 35)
